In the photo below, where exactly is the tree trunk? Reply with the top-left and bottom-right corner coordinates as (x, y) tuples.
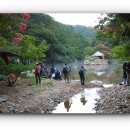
(1, 54), (10, 65)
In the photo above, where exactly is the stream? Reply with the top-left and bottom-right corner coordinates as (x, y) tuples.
(26, 60), (121, 113)
(52, 88), (100, 114)
(51, 60), (120, 114)
(52, 84), (114, 114)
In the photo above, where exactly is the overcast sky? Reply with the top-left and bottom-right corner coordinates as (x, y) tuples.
(46, 13), (103, 27)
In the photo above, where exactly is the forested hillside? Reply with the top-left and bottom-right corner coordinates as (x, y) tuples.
(23, 13), (97, 63)
(73, 25), (96, 38)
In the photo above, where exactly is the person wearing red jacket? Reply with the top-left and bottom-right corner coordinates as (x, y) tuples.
(34, 62), (41, 84)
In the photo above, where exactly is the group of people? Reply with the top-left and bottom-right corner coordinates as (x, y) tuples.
(34, 61), (86, 85)
(49, 64), (61, 80)
(12, 57), (30, 65)
(121, 61), (130, 86)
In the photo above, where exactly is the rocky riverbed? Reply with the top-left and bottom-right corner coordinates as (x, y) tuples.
(0, 79), (95, 114)
(1, 77), (130, 114)
(95, 85), (130, 114)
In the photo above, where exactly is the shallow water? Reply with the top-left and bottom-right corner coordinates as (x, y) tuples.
(103, 84), (114, 88)
(51, 60), (118, 114)
(52, 88), (100, 114)
(94, 71), (105, 76)
(46, 60), (122, 84)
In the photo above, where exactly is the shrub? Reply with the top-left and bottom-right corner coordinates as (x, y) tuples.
(0, 63), (34, 86)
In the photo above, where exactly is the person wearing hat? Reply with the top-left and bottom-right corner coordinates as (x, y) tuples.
(79, 66), (86, 85)
(34, 62), (41, 84)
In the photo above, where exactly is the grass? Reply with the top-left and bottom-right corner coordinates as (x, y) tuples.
(65, 70), (99, 81)
(28, 79), (54, 95)
(14, 84), (23, 92)
(13, 77), (54, 96)
(27, 76), (36, 85)
(85, 71), (98, 82)
(107, 65), (122, 84)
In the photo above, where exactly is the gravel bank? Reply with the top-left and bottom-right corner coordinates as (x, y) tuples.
(95, 85), (130, 114)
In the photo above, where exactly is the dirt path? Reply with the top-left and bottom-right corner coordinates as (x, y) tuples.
(0, 79), (94, 114)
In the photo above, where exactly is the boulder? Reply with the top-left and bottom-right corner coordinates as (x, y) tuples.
(90, 80), (103, 87)
(0, 96), (8, 103)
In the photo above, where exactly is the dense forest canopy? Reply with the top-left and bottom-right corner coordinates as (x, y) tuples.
(0, 13), (96, 64)
(73, 25), (96, 38)
(22, 13), (99, 63)
(2, 13), (129, 65)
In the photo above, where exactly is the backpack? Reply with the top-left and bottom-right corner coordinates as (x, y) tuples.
(127, 62), (130, 70)
(79, 68), (84, 75)
(51, 67), (56, 74)
(63, 66), (70, 74)
(35, 65), (41, 74)
(123, 62), (128, 70)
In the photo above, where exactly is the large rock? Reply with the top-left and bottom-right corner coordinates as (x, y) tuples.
(90, 80), (103, 87)
(0, 96), (8, 103)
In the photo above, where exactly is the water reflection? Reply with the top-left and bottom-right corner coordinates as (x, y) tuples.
(103, 84), (114, 88)
(94, 71), (105, 76)
(80, 96), (87, 105)
(52, 88), (100, 114)
(64, 99), (72, 112)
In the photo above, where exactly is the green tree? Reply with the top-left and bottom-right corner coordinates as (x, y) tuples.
(16, 35), (49, 61)
(112, 42), (130, 61)
(95, 13), (130, 61)
(83, 46), (95, 58)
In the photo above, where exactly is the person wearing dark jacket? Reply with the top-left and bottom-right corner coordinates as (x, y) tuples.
(62, 63), (71, 83)
(50, 64), (56, 78)
(126, 61), (130, 86)
(79, 66), (86, 85)
(54, 70), (61, 80)
(122, 61), (128, 84)
(40, 63), (48, 78)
